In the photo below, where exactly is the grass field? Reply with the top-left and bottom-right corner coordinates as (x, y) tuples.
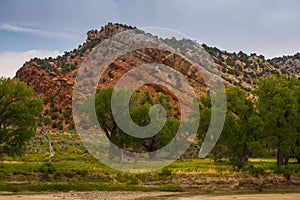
(0, 131), (299, 192)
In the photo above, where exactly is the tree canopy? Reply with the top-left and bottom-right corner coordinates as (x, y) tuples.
(198, 86), (261, 168)
(94, 87), (179, 163)
(0, 78), (42, 158)
(87, 75), (300, 168)
(255, 75), (300, 167)
(198, 75), (300, 169)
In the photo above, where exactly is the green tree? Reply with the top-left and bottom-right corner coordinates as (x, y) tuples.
(0, 78), (42, 158)
(293, 82), (300, 164)
(255, 75), (300, 167)
(95, 88), (147, 163)
(95, 88), (126, 163)
(95, 87), (179, 162)
(223, 86), (262, 168)
(198, 86), (261, 168)
(130, 92), (178, 160)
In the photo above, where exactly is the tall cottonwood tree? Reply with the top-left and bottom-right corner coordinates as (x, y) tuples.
(95, 87), (179, 163)
(198, 86), (261, 168)
(255, 75), (300, 167)
(0, 78), (42, 158)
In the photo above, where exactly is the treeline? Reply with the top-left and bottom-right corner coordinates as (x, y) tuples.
(198, 75), (300, 168)
(91, 75), (300, 168)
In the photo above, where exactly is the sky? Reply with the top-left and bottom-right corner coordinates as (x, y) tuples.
(1, 0), (300, 77)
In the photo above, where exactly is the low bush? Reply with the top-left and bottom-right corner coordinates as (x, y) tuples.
(159, 168), (172, 176)
(39, 162), (56, 174)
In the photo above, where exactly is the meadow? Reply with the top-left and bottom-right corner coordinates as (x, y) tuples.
(0, 131), (299, 193)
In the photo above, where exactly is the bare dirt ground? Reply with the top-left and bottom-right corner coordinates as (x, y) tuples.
(203, 193), (300, 200)
(0, 192), (300, 200)
(0, 191), (181, 200)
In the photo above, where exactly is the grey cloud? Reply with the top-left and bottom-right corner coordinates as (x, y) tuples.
(0, 0), (299, 57)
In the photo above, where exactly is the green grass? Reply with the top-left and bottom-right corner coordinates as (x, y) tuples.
(166, 159), (233, 174)
(0, 182), (182, 192)
(0, 131), (299, 192)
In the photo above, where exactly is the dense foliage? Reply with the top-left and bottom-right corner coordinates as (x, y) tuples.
(255, 75), (300, 167)
(89, 75), (300, 168)
(95, 88), (179, 163)
(198, 75), (300, 168)
(0, 78), (42, 158)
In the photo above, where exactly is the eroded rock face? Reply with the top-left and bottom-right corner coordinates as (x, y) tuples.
(15, 63), (73, 109)
(14, 23), (299, 129)
(14, 23), (212, 129)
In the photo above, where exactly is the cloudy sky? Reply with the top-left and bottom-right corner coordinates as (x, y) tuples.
(1, 0), (300, 77)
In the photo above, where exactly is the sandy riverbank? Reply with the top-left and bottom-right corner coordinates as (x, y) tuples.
(0, 191), (181, 200)
(0, 192), (300, 200)
(203, 193), (300, 200)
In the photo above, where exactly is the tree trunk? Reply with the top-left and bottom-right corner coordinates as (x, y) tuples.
(277, 146), (284, 167)
(237, 155), (247, 169)
(40, 126), (54, 158)
(108, 142), (114, 159)
(44, 134), (55, 157)
(236, 146), (249, 169)
(119, 149), (123, 165)
(149, 151), (157, 160)
(283, 154), (290, 166)
(295, 153), (300, 164)
(134, 152), (139, 164)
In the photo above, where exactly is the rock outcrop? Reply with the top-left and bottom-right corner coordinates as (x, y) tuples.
(14, 23), (300, 130)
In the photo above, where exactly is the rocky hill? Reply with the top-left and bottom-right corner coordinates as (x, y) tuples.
(269, 53), (300, 79)
(203, 45), (282, 92)
(14, 22), (300, 130)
